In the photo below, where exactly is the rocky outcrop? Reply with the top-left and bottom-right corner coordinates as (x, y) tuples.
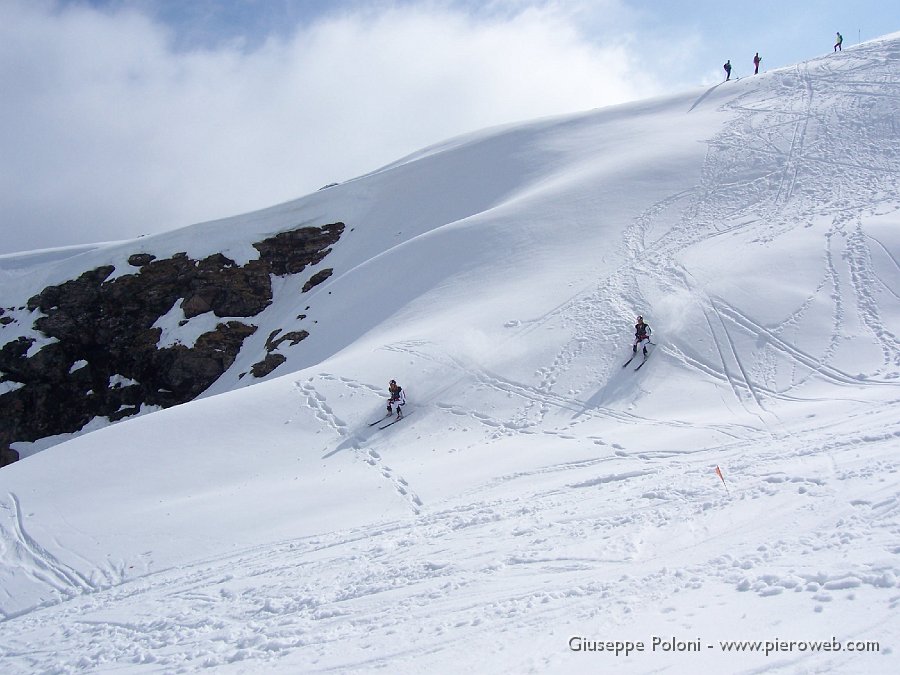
(253, 223), (343, 275)
(250, 353), (287, 378)
(0, 222), (344, 467)
(302, 269), (333, 293)
(247, 328), (311, 379)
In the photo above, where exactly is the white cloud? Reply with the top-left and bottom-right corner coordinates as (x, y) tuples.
(0, 0), (665, 254)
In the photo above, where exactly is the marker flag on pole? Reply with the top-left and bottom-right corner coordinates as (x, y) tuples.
(715, 465), (729, 494)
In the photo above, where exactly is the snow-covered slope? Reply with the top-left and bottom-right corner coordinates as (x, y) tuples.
(1, 34), (899, 673)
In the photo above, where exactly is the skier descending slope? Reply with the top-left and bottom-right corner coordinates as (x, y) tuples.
(633, 315), (652, 358)
(622, 315), (653, 369)
(386, 379), (406, 419)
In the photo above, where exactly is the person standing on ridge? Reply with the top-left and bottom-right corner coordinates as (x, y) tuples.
(633, 316), (652, 357)
(386, 379), (406, 419)
(723, 59), (732, 80)
(753, 52), (761, 74)
(834, 32), (843, 52)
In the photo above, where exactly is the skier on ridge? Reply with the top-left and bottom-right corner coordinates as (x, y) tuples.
(633, 316), (652, 357)
(386, 379), (406, 419)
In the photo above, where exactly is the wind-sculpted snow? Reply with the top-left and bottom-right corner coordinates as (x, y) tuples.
(0, 34), (899, 673)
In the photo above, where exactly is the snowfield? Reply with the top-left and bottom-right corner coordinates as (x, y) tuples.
(1, 33), (899, 674)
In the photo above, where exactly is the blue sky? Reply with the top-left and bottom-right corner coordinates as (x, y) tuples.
(74, 0), (894, 76)
(1, 0), (896, 254)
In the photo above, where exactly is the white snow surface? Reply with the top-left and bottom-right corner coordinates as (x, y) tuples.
(1, 36), (899, 673)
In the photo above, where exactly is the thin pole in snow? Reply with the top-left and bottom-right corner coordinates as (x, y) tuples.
(715, 465), (730, 495)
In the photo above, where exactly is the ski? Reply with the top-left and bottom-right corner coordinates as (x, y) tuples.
(369, 416), (391, 426)
(622, 355), (636, 368)
(379, 411), (411, 429)
(634, 354), (649, 371)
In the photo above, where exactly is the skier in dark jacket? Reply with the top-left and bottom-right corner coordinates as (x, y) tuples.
(723, 60), (732, 80)
(386, 379), (406, 419)
(633, 316), (652, 357)
(753, 52), (761, 74)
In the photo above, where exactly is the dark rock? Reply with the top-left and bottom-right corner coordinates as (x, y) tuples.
(181, 294), (213, 318)
(108, 405), (141, 422)
(266, 330), (309, 352)
(0, 222), (345, 467)
(277, 330), (309, 348)
(251, 353), (286, 378)
(253, 222), (344, 276)
(265, 329), (282, 351)
(128, 253), (156, 267)
(0, 447), (19, 467)
(302, 268), (333, 293)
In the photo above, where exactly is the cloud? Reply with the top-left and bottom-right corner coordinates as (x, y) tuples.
(0, 0), (665, 254)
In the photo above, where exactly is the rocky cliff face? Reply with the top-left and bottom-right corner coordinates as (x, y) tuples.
(0, 222), (344, 467)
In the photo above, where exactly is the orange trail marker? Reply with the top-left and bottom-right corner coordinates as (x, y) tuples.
(715, 465), (730, 495)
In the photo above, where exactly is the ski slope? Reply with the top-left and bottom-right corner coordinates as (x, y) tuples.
(1, 33), (899, 674)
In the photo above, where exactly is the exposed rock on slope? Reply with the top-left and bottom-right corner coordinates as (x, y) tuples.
(0, 222), (344, 466)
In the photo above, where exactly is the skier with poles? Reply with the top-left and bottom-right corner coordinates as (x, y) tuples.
(633, 315), (652, 357)
(386, 379), (406, 419)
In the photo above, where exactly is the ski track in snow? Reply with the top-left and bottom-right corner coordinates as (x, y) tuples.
(0, 493), (101, 619)
(298, 376), (425, 514)
(1, 423), (898, 673)
(621, 55), (900, 409)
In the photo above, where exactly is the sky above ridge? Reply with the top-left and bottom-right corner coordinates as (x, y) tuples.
(0, 0), (895, 255)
